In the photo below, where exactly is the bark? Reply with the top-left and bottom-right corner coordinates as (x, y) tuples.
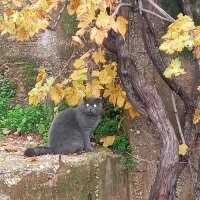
(113, 32), (179, 200)
(103, 0), (198, 199)
(181, 0), (193, 18)
(141, 0), (198, 199)
(142, 13), (197, 198)
(195, 158), (200, 199)
(103, 36), (148, 117)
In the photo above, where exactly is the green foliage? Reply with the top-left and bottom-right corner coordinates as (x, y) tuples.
(94, 104), (136, 170)
(94, 106), (121, 137)
(120, 154), (137, 171)
(0, 134), (4, 142)
(0, 80), (15, 99)
(0, 80), (55, 142)
(23, 62), (36, 91)
(0, 80), (16, 130)
(5, 104), (54, 138)
(0, 81), (135, 170)
(113, 134), (129, 154)
(180, 48), (193, 61)
(60, 9), (77, 39)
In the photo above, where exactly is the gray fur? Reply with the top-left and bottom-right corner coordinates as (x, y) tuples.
(24, 97), (102, 157)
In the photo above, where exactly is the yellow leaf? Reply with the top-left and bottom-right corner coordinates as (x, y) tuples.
(104, 64), (117, 81)
(193, 26), (200, 46)
(73, 59), (86, 69)
(96, 11), (112, 30)
(90, 27), (108, 45)
(163, 58), (186, 79)
(100, 135), (116, 147)
(128, 106), (139, 118)
(99, 70), (110, 85)
(35, 68), (46, 87)
(65, 87), (85, 106)
(193, 109), (200, 124)
(28, 94), (40, 105)
(179, 143), (188, 156)
(69, 68), (87, 81)
(61, 78), (70, 86)
(115, 16), (128, 38)
(124, 101), (139, 118)
(50, 84), (65, 105)
(103, 83), (126, 107)
(12, 0), (23, 7)
(92, 50), (106, 64)
(85, 80), (104, 98)
(46, 77), (55, 86)
(159, 14), (195, 54)
(67, 0), (81, 15)
(28, 88), (47, 105)
(117, 94), (125, 108)
(80, 52), (90, 60)
(71, 35), (85, 48)
(92, 70), (100, 77)
(195, 45), (200, 59)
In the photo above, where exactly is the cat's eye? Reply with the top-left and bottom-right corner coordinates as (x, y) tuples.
(86, 104), (89, 107)
(94, 104), (97, 108)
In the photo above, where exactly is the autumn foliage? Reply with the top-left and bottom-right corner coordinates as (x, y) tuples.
(1, 0), (200, 149)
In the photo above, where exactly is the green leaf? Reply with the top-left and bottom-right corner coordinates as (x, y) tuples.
(163, 58), (186, 79)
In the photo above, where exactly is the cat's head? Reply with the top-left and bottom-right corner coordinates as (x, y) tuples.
(79, 97), (102, 115)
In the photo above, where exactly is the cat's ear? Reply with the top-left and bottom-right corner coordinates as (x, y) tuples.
(83, 96), (87, 102)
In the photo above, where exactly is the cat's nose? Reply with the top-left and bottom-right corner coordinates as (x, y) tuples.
(89, 108), (93, 111)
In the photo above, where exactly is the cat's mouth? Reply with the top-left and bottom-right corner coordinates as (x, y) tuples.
(87, 111), (96, 115)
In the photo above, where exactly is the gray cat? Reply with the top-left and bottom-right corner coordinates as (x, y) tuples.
(24, 97), (102, 157)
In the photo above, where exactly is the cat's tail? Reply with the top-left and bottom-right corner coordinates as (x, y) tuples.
(24, 147), (55, 157)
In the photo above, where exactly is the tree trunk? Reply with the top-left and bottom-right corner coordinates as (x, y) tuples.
(114, 33), (179, 200)
(103, 0), (198, 198)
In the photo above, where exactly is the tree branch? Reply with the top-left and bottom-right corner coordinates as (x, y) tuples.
(171, 91), (185, 144)
(103, 31), (148, 117)
(114, 33), (178, 200)
(141, 0), (198, 198)
(145, 0), (175, 22)
(141, 8), (172, 22)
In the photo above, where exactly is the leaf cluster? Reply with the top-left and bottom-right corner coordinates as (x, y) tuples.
(160, 14), (200, 81)
(28, 48), (138, 119)
(67, 0), (128, 45)
(0, 0), (64, 41)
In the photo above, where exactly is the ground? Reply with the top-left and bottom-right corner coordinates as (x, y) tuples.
(0, 132), (43, 156)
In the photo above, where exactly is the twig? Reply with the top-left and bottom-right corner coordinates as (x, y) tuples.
(48, 1), (68, 30)
(138, 0), (142, 15)
(112, 2), (133, 16)
(171, 91), (186, 144)
(113, 1), (174, 23)
(132, 155), (150, 163)
(141, 8), (172, 22)
(145, 0), (175, 22)
(55, 49), (75, 80)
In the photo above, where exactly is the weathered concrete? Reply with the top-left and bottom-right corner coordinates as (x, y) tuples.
(0, 149), (128, 200)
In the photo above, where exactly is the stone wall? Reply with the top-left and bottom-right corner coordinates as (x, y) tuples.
(0, 149), (128, 200)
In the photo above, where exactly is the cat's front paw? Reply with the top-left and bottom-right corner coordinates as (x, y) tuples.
(84, 146), (94, 152)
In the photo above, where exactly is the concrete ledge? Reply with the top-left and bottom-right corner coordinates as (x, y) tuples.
(0, 149), (128, 200)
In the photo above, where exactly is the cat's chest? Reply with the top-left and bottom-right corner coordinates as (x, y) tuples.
(77, 114), (100, 131)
